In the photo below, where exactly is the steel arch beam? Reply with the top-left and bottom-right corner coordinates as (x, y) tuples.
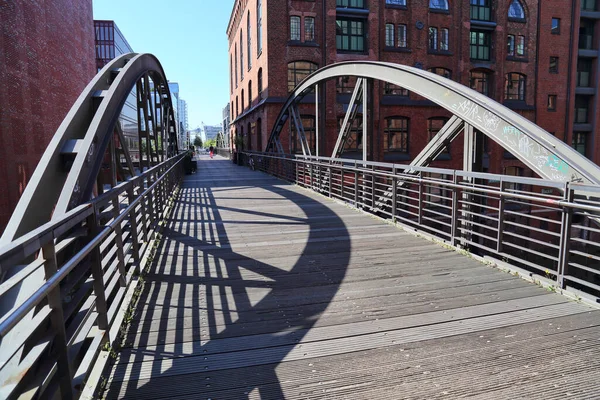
(267, 61), (600, 185)
(1, 53), (178, 244)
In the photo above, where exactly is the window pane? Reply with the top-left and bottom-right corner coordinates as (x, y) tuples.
(508, 0), (526, 19)
(384, 117), (409, 152)
(290, 16), (301, 41)
(398, 24), (407, 47)
(385, 24), (395, 47)
(305, 17), (315, 41)
(551, 18), (560, 34)
(430, 0), (449, 10)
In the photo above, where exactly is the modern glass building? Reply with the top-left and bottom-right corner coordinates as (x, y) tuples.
(94, 20), (140, 163)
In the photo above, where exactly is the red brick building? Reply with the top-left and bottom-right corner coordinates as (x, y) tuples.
(227, 0), (599, 177)
(0, 1), (96, 233)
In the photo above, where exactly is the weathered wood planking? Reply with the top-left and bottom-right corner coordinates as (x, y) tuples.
(104, 155), (600, 400)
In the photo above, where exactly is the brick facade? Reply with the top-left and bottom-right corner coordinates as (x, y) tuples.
(227, 0), (598, 177)
(0, 0), (96, 234)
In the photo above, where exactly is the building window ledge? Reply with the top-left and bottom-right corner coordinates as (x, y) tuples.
(470, 20), (497, 30)
(506, 55), (528, 63)
(507, 17), (526, 23)
(383, 47), (412, 53)
(336, 50), (369, 55)
(336, 7), (369, 18)
(429, 9), (450, 15)
(471, 60), (493, 68)
(385, 4), (407, 10)
(428, 49), (453, 56)
(287, 40), (319, 48)
(503, 100), (534, 110)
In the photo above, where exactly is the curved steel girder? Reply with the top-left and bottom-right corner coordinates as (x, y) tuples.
(1, 53), (178, 244)
(266, 61), (600, 185)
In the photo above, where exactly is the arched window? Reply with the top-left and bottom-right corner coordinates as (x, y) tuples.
(428, 117), (450, 154)
(427, 67), (452, 79)
(287, 61), (318, 92)
(248, 122), (253, 151)
(234, 45), (238, 87)
(257, 68), (263, 98)
(256, 118), (263, 151)
(508, 0), (525, 20)
(291, 115), (316, 154)
(230, 55), (233, 93)
(241, 89), (245, 110)
(384, 117), (409, 153)
(236, 96), (239, 117)
(240, 30), (244, 81)
(504, 72), (526, 101)
(231, 102), (234, 119)
(248, 81), (252, 107)
(470, 69), (491, 96)
(257, 0), (263, 54)
(247, 13), (252, 70)
(429, 0), (449, 10)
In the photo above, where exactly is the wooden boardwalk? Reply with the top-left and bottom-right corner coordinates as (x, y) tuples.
(104, 155), (600, 399)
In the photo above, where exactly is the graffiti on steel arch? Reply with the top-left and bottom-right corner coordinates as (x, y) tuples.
(266, 61), (600, 186)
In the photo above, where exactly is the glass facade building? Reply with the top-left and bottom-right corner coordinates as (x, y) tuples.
(93, 21), (140, 162)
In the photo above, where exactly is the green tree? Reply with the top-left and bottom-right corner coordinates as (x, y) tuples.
(205, 138), (217, 148)
(193, 136), (203, 147)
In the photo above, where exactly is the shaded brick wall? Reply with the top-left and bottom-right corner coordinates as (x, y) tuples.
(0, 0), (95, 234)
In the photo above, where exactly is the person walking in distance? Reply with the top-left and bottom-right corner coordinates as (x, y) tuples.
(209, 146), (214, 159)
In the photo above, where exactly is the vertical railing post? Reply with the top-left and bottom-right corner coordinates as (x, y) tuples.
(341, 167), (345, 200)
(328, 160), (332, 198)
(138, 180), (149, 242)
(392, 166), (397, 223)
(42, 242), (74, 400)
(371, 165), (376, 209)
(496, 179), (505, 254)
(87, 209), (109, 330)
(557, 183), (574, 289)
(451, 173), (459, 246)
(111, 197), (128, 286)
(418, 176), (423, 226)
(127, 186), (141, 265)
(354, 161), (359, 206)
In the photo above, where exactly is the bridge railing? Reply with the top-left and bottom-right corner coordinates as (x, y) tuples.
(242, 151), (600, 301)
(0, 152), (186, 399)
(215, 147), (231, 159)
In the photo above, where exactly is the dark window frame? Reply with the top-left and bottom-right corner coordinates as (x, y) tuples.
(547, 94), (557, 111)
(504, 72), (527, 101)
(290, 16), (301, 41)
(336, 18), (367, 53)
(384, 116), (409, 153)
(551, 18), (560, 34)
(470, 30), (492, 61)
(288, 61), (319, 92)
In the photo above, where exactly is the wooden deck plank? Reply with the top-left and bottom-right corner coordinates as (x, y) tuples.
(103, 156), (600, 399)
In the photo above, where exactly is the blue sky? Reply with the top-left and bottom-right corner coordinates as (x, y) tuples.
(93, 0), (233, 128)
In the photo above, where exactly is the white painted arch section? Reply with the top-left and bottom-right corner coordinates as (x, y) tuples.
(269, 61), (600, 185)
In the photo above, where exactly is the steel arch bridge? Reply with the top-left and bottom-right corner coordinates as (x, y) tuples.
(2, 57), (600, 400)
(266, 61), (600, 186)
(0, 53), (183, 399)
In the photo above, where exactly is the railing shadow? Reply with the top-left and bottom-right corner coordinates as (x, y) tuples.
(105, 157), (351, 399)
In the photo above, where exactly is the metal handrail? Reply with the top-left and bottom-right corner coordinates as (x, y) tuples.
(244, 151), (600, 301)
(0, 153), (185, 338)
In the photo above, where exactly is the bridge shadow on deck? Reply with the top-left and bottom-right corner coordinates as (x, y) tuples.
(105, 157), (352, 399)
(104, 156), (600, 400)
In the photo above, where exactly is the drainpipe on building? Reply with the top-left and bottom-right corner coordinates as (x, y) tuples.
(320, 0), (327, 156)
(564, 0), (577, 144)
(533, 0), (541, 123)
